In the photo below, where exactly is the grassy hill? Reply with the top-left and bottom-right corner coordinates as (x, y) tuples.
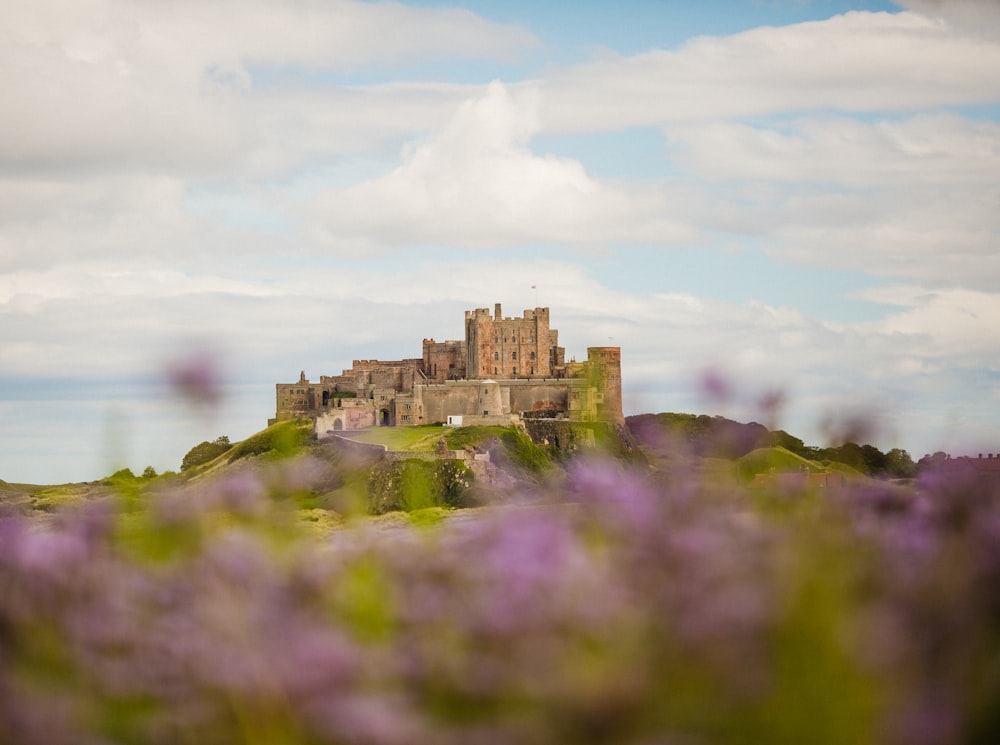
(335, 425), (449, 452)
(5, 411), (902, 521)
(736, 446), (825, 481)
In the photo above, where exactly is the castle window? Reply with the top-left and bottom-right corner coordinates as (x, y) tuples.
(511, 352), (517, 360)
(530, 352), (535, 360)
(512, 367), (517, 375)
(494, 367), (498, 375)
(494, 352), (499, 361)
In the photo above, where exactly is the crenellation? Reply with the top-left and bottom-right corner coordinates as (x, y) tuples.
(272, 302), (623, 430)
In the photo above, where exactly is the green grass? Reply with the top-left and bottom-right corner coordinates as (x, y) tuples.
(442, 425), (509, 450)
(445, 426), (554, 478)
(341, 425), (448, 451)
(29, 485), (90, 512)
(736, 446), (825, 482)
(226, 419), (313, 463)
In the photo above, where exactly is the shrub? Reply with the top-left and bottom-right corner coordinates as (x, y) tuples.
(367, 458), (474, 514)
(180, 436), (232, 471)
(226, 421), (312, 463)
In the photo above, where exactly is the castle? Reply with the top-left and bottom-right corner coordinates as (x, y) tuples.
(271, 303), (622, 433)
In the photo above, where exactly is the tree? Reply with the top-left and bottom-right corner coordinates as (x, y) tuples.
(769, 429), (809, 458)
(860, 444), (888, 475)
(180, 436), (232, 471)
(884, 448), (917, 479)
(918, 451), (949, 472)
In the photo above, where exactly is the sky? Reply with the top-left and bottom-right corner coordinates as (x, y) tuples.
(2, 0), (999, 484)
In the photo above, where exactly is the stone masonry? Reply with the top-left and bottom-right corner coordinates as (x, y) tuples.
(271, 303), (623, 433)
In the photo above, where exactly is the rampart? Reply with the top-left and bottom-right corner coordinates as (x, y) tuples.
(271, 302), (622, 429)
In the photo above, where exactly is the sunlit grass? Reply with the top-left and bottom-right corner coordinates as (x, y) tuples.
(339, 424), (449, 451)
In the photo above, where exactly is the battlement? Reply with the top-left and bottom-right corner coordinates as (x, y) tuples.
(273, 302), (622, 427)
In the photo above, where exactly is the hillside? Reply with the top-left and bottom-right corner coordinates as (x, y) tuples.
(4, 411), (911, 520)
(626, 412), (915, 480)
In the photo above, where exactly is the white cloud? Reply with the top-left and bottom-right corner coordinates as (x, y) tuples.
(313, 81), (698, 248)
(656, 113), (1000, 289)
(0, 174), (212, 272)
(0, 0), (534, 174)
(857, 286), (1000, 363)
(896, 0), (1000, 38)
(668, 114), (1000, 187)
(540, 11), (1000, 132)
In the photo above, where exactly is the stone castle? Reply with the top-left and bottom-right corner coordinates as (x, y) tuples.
(271, 303), (622, 433)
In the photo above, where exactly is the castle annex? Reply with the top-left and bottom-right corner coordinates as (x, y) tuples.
(271, 303), (623, 433)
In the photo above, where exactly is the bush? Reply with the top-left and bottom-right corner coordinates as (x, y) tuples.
(180, 436), (231, 471)
(226, 420), (312, 463)
(367, 458), (474, 514)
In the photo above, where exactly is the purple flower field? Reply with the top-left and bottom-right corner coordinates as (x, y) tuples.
(1, 451), (999, 744)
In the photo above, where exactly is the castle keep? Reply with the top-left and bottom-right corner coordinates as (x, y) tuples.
(271, 303), (622, 432)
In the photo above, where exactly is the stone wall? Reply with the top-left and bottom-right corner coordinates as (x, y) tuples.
(464, 304), (561, 379)
(422, 339), (466, 382)
(314, 405), (377, 434)
(272, 304), (622, 426)
(588, 347), (623, 423)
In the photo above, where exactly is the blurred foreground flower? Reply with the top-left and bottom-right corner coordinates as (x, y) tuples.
(1, 451), (999, 744)
(167, 347), (224, 407)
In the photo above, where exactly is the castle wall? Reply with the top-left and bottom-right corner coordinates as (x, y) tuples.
(587, 347), (623, 423)
(464, 304), (561, 379)
(272, 305), (623, 426)
(422, 339), (466, 382)
(410, 378), (597, 425)
(314, 404), (377, 434)
(351, 359), (423, 394)
(507, 380), (576, 415)
(413, 381), (491, 424)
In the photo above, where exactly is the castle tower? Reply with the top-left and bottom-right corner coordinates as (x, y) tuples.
(464, 303), (561, 379)
(477, 379), (504, 416)
(587, 347), (623, 423)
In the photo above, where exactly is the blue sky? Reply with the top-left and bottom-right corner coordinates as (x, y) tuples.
(2, 0), (999, 483)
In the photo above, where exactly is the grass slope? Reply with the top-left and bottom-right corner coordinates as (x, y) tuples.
(337, 425), (448, 452)
(736, 446), (824, 482)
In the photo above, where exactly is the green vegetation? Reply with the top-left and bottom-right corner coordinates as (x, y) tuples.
(445, 425), (553, 478)
(5, 410), (923, 527)
(343, 425), (446, 451)
(629, 413), (917, 479)
(180, 436), (232, 471)
(442, 424), (507, 450)
(226, 419), (313, 463)
(367, 459), (474, 514)
(736, 446), (824, 482)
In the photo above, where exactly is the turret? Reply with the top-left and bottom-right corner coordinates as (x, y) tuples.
(587, 347), (623, 423)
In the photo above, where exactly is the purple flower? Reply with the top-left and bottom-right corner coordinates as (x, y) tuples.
(166, 347), (224, 407)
